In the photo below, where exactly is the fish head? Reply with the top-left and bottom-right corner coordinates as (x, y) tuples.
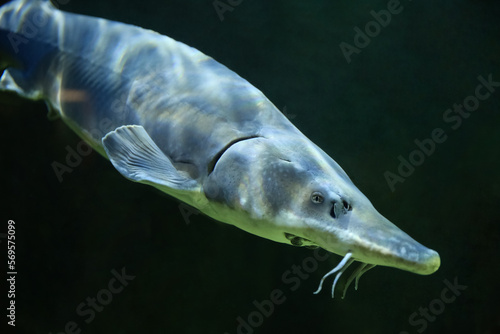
(203, 134), (440, 276)
(269, 137), (440, 276)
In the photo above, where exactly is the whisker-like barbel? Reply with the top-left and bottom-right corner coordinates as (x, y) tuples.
(0, 0), (440, 301)
(355, 264), (376, 289)
(341, 263), (376, 299)
(313, 252), (353, 297)
(314, 253), (378, 299)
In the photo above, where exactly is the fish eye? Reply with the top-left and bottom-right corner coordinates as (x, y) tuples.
(311, 192), (324, 204)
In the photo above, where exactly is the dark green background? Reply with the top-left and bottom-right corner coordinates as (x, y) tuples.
(1, 0), (499, 333)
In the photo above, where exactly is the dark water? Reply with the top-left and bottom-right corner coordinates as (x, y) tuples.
(1, 0), (500, 333)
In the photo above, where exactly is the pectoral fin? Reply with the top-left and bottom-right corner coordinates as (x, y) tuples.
(102, 125), (198, 192)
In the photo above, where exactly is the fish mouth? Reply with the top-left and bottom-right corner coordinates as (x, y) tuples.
(318, 202), (441, 275)
(312, 247), (440, 299)
(346, 215), (440, 275)
(309, 203), (440, 298)
(369, 244), (440, 276)
(340, 229), (441, 277)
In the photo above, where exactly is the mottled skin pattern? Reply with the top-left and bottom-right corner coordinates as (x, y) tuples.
(0, 0), (439, 282)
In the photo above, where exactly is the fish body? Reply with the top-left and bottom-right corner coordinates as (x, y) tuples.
(0, 0), (440, 296)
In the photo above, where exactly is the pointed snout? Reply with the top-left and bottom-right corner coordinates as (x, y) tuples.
(413, 248), (440, 275)
(321, 203), (441, 275)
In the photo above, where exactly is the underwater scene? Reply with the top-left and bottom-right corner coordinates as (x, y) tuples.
(1, 0), (499, 333)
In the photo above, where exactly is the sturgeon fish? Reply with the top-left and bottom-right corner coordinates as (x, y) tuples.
(0, 0), (440, 297)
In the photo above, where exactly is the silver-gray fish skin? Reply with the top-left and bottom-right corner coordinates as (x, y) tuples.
(0, 0), (440, 293)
